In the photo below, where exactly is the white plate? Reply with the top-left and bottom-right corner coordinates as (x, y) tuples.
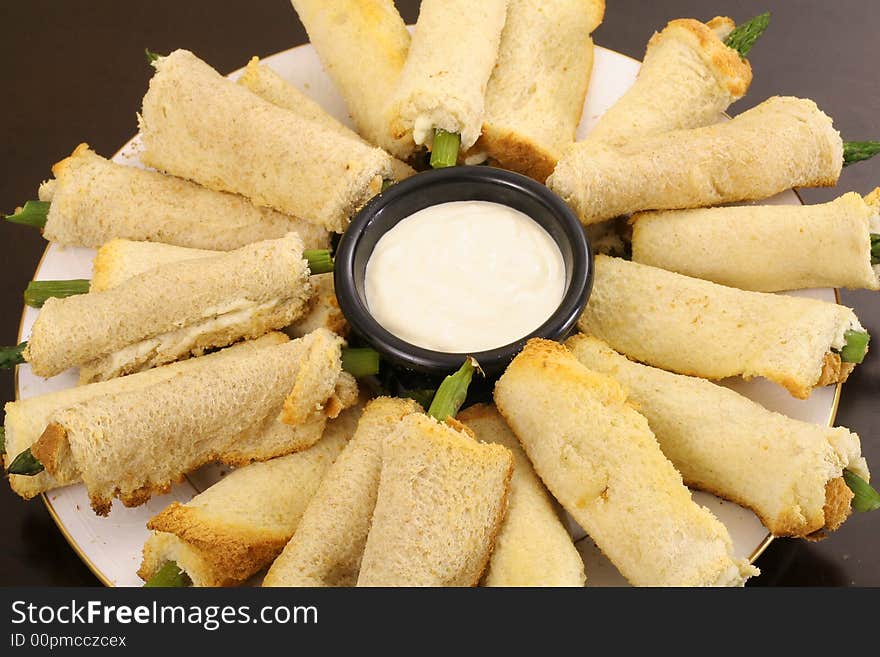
(16, 43), (839, 587)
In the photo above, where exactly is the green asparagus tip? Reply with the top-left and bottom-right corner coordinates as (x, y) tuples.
(843, 470), (880, 513)
(0, 342), (27, 369)
(402, 388), (436, 411)
(143, 561), (192, 587)
(871, 234), (880, 265)
(724, 12), (770, 58)
(145, 49), (161, 64)
(381, 179), (395, 192)
(430, 129), (460, 169)
(24, 279), (90, 308)
(428, 357), (480, 421)
(5, 201), (49, 228)
(840, 329), (870, 364)
(6, 448), (44, 476)
(0, 427), (5, 455)
(341, 347), (380, 378)
(304, 249), (334, 275)
(844, 141), (880, 166)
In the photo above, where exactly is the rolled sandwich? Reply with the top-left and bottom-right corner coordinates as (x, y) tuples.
(631, 188), (880, 291)
(548, 96), (844, 225)
(24, 233), (312, 382)
(356, 414), (513, 587)
(289, 0), (414, 159)
(263, 397), (421, 587)
(469, 0), (604, 181)
(458, 404), (585, 587)
(90, 239), (348, 338)
(579, 256), (867, 399)
(237, 57), (415, 181)
(567, 334), (869, 538)
(4, 334), (287, 500)
(495, 339), (758, 586)
(36, 144), (328, 250)
(140, 49), (393, 233)
(586, 17), (752, 146)
(29, 328), (357, 515)
(386, 0), (509, 152)
(138, 402), (362, 587)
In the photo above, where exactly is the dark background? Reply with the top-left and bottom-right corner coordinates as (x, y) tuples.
(0, 0), (877, 586)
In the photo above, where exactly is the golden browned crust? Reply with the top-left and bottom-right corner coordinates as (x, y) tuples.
(475, 125), (563, 184)
(817, 352), (857, 389)
(806, 477), (854, 541)
(50, 142), (91, 180)
(30, 422), (68, 478)
(469, 448), (514, 587)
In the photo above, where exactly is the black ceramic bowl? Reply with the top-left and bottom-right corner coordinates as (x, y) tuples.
(334, 166), (592, 377)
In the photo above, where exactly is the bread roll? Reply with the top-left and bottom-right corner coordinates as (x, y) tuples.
(25, 233), (312, 382)
(458, 404), (585, 587)
(237, 57), (415, 181)
(567, 334), (869, 538)
(387, 0), (508, 151)
(30, 329), (357, 515)
(356, 414), (513, 587)
(138, 403), (361, 587)
(579, 256), (865, 399)
(586, 17), (751, 146)
(494, 339), (758, 586)
(631, 189), (880, 291)
(289, 0), (414, 159)
(263, 397), (421, 587)
(140, 49), (393, 233)
(38, 144), (328, 251)
(470, 0), (604, 181)
(4, 334), (287, 500)
(548, 96), (844, 225)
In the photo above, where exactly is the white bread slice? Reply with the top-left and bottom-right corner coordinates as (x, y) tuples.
(262, 397), (421, 587)
(4, 334), (288, 500)
(567, 334), (868, 538)
(495, 339), (758, 587)
(30, 329), (356, 515)
(138, 402), (362, 587)
(548, 96), (844, 225)
(356, 414), (513, 587)
(39, 144), (328, 251)
(631, 189), (880, 291)
(289, 0), (415, 159)
(586, 17), (752, 146)
(458, 404), (585, 587)
(139, 49), (393, 233)
(25, 233), (311, 382)
(386, 0), (508, 151)
(580, 255), (864, 399)
(471, 0), (604, 181)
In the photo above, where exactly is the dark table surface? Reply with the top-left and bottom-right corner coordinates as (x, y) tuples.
(1, 0), (878, 586)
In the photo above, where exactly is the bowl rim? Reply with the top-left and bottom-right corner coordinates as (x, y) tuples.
(334, 166), (593, 375)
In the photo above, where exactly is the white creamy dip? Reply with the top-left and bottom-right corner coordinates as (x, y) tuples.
(365, 200), (566, 353)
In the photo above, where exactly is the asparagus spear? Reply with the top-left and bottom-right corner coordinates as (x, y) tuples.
(430, 129), (460, 169)
(872, 234), (880, 265)
(839, 329), (870, 364)
(724, 12), (770, 58)
(843, 470), (880, 513)
(341, 347), (380, 378)
(0, 427), (5, 454)
(4, 201), (50, 228)
(0, 343), (26, 369)
(427, 357), (479, 421)
(304, 249), (334, 275)
(145, 49), (161, 64)
(24, 280), (90, 308)
(143, 560), (192, 588)
(6, 447), (44, 476)
(843, 141), (880, 166)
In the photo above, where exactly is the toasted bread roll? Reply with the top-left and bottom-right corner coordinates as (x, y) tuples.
(4, 334), (287, 500)
(30, 329), (356, 515)
(548, 97), (844, 225)
(470, 0), (604, 181)
(138, 402), (362, 587)
(25, 233), (312, 382)
(494, 339), (758, 586)
(237, 57), (415, 181)
(140, 49), (393, 233)
(37, 144), (328, 251)
(567, 334), (869, 538)
(631, 189), (880, 291)
(387, 0), (508, 151)
(357, 414), (513, 587)
(587, 17), (752, 146)
(289, 0), (414, 159)
(580, 256), (865, 399)
(263, 397), (421, 587)
(458, 404), (585, 587)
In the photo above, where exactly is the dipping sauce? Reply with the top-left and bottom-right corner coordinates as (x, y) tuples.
(365, 200), (565, 353)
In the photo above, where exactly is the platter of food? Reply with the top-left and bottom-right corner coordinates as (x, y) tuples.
(4, 0), (878, 587)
